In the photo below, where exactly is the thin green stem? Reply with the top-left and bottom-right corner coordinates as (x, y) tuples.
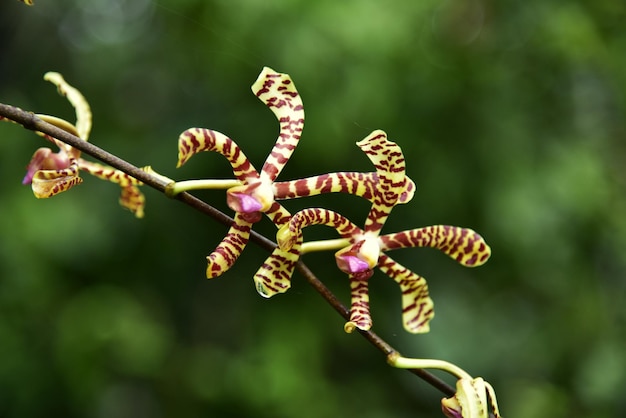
(0, 102), (455, 398)
(168, 178), (242, 195)
(301, 238), (351, 254)
(388, 354), (473, 380)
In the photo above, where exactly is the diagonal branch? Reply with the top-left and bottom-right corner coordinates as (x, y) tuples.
(0, 102), (455, 397)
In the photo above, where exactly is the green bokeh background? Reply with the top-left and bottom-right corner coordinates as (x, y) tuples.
(1, 1), (625, 417)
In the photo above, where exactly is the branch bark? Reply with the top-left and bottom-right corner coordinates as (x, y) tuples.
(0, 102), (455, 397)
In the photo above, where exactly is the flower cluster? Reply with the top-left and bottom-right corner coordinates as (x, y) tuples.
(171, 67), (491, 334)
(4, 72), (148, 217)
(5, 65), (501, 417)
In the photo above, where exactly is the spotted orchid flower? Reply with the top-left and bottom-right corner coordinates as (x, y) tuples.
(260, 131), (491, 333)
(388, 353), (502, 418)
(170, 67), (416, 279)
(171, 67), (303, 278)
(13, 72), (147, 217)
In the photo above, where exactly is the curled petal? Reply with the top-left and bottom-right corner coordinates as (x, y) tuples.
(119, 185), (145, 218)
(262, 201), (292, 226)
(357, 130), (407, 233)
(31, 159), (82, 197)
(252, 67), (305, 182)
(79, 159), (142, 187)
(253, 234), (301, 298)
(344, 273), (374, 333)
(380, 225), (491, 267)
(44, 72), (92, 141)
(79, 159), (146, 216)
(378, 254), (434, 333)
(273, 172), (416, 204)
(206, 213), (252, 278)
(35, 115), (80, 154)
(398, 175), (416, 204)
(442, 378), (501, 418)
(277, 208), (361, 251)
(177, 128), (259, 183)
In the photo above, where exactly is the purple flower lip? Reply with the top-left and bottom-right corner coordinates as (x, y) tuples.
(336, 254), (370, 274)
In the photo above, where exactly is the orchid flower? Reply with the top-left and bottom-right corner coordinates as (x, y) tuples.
(170, 67), (416, 280)
(260, 131), (491, 333)
(18, 0), (33, 5)
(170, 67), (302, 278)
(388, 353), (502, 418)
(11, 72), (148, 217)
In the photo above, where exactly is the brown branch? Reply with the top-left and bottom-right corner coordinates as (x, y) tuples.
(0, 103), (455, 397)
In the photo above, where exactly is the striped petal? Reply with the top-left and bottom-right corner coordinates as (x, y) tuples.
(357, 130), (408, 234)
(273, 171), (415, 204)
(378, 254), (434, 334)
(277, 208), (361, 251)
(344, 272), (374, 333)
(31, 158), (82, 198)
(379, 225), (491, 267)
(177, 128), (259, 183)
(44, 72), (92, 142)
(252, 67), (304, 182)
(206, 212), (252, 278)
(119, 185), (145, 218)
(79, 159), (146, 218)
(253, 233), (301, 298)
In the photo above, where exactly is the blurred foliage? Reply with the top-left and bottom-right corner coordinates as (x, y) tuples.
(1, 0), (625, 417)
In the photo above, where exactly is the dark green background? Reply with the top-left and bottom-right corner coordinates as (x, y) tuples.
(1, 1), (625, 417)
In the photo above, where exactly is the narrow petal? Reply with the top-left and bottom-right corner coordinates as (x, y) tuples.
(78, 159), (142, 187)
(262, 201), (293, 227)
(43, 72), (92, 140)
(31, 159), (82, 197)
(119, 185), (146, 218)
(442, 378), (490, 418)
(206, 213), (252, 278)
(357, 130), (408, 234)
(177, 128), (260, 183)
(273, 172), (415, 204)
(252, 67), (304, 182)
(277, 207), (361, 251)
(484, 380), (502, 418)
(79, 159), (147, 216)
(380, 225), (491, 267)
(377, 254), (434, 333)
(344, 273), (374, 333)
(253, 232), (301, 298)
